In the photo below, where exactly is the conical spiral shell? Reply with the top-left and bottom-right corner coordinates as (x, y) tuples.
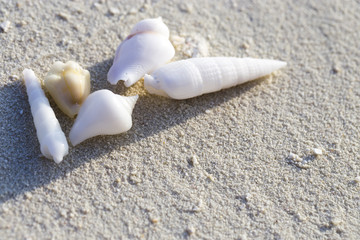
(23, 69), (69, 163)
(69, 90), (138, 146)
(144, 57), (287, 99)
(107, 17), (175, 87)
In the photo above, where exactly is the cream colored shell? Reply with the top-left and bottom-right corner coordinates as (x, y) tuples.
(44, 61), (90, 118)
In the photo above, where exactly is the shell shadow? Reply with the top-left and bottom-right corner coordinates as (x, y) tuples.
(0, 58), (261, 203)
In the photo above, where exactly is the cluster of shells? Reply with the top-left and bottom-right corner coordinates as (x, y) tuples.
(23, 17), (286, 163)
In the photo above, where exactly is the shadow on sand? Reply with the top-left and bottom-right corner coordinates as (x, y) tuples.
(0, 58), (261, 203)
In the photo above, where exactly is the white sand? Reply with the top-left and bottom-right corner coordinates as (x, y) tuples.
(0, 0), (359, 239)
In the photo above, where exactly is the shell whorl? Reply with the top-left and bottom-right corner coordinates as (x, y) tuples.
(144, 57), (287, 99)
(129, 17), (169, 38)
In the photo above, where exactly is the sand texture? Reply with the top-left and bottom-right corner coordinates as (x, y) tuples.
(0, 0), (359, 239)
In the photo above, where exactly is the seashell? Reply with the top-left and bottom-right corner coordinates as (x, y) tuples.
(144, 57), (287, 99)
(23, 69), (69, 163)
(44, 61), (91, 118)
(107, 17), (175, 87)
(69, 90), (138, 146)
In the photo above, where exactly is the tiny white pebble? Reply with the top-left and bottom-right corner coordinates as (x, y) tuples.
(2, 206), (9, 213)
(59, 209), (67, 217)
(184, 49), (192, 57)
(331, 218), (342, 226)
(190, 155), (199, 166)
(128, 7), (137, 15)
(19, 109), (23, 115)
(178, 130), (185, 137)
(354, 176), (360, 183)
(0, 20), (11, 32)
(178, 3), (193, 13)
(108, 7), (120, 15)
(186, 226), (196, 235)
(332, 66), (341, 74)
(192, 199), (203, 212)
(57, 12), (70, 21)
(10, 75), (19, 80)
(289, 152), (302, 162)
(93, 2), (102, 10)
(206, 174), (215, 182)
(150, 216), (160, 224)
(170, 35), (185, 47)
(19, 20), (27, 26)
(312, 148), (323, 155)
(242, 43), (250, 49)
(24, 192), (32, 200)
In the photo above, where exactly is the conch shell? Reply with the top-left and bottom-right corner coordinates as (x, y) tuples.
(69, 90), (138, 146)
(144, 57), (287, 99)
(23, 69), (69, 163)
(44, 61), (91, 118)
(107, 17), (175, 87)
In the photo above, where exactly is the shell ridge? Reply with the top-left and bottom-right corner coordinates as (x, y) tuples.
(23, 69), (68, 163)
(144, 57), (286, 100)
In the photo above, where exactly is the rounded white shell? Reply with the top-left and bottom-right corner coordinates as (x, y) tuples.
(144, 57), (287, 99)
(107, 17), (175, 87)
(23, 69), (69, 163)
(69, 89), (138, 146)
(129, 17), (169, 38)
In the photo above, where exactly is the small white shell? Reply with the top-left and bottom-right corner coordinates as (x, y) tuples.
(69, 90), (138, 146)
(107, 17), (175, 87)
(144, 57), (287, 99)
(23, 69), (69, 163)
(44, 61), (91, 118)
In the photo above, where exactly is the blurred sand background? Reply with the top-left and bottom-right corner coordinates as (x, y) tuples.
(0, 0), (359, 239)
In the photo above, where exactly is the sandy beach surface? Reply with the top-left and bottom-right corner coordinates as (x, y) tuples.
(1, 0), (359, 239)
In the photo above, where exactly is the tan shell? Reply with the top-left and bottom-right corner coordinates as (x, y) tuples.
(44, 61), (91, 118)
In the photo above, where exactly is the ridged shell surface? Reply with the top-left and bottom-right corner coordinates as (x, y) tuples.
(107, 17), (175, 87)
(144, 57), (287, 99)
(23, 69), (69, 163)
(44, 61), (90, 118)
(69, 90), (138, 146)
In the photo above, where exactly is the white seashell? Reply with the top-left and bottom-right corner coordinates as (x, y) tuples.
(23, 69), (69, 164)
(44, 61), (91, 118)
(107, 17), (175, 87)
(69, 90), (138, 146)
(144, 57), (287, 99)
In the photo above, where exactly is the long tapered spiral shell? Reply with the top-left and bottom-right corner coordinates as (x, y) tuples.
(69, 90), (138, 146)
(144, 57), (287, 99)
(44, 61), (91, 118)
(107, 17), (175, 87)
(23, 69), (69, 163)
